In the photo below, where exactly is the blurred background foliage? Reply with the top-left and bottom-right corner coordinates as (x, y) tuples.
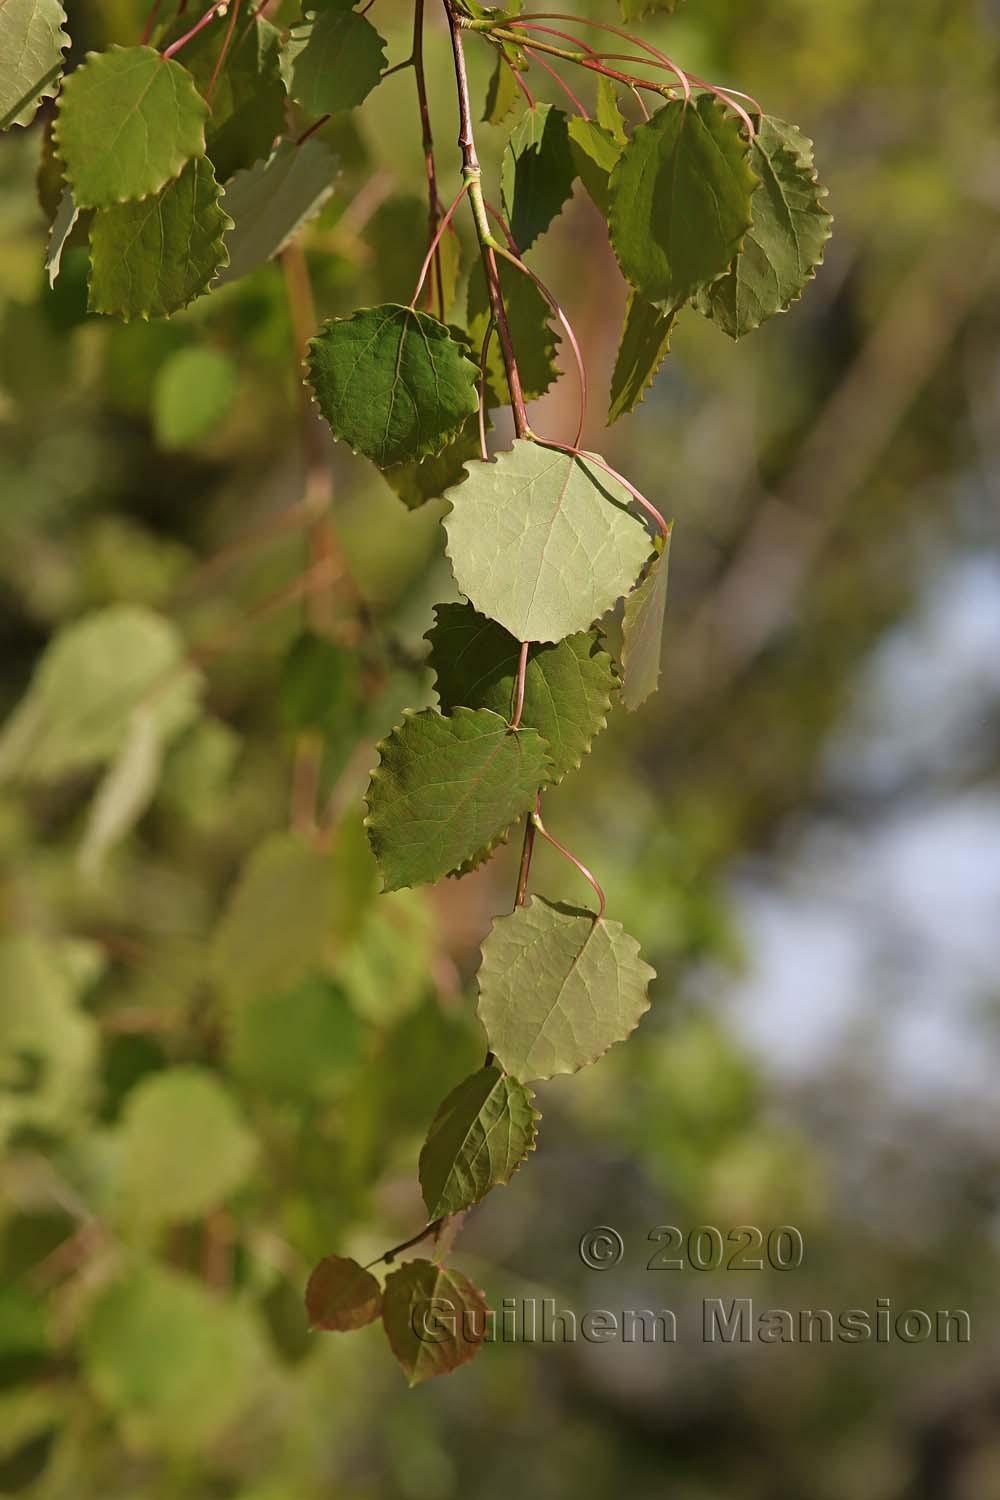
(2, 0), (1000, 1496)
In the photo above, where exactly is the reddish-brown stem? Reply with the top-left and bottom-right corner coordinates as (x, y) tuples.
(141, 0), (165, 45)
(161, 0), (226, 58)
(510, 641), (530, 729)
(205, 0), (241, 101)
(527, 48), (588, 116)
(631, 86), (650, 121)
(489, 27), (667, 101)
(366, 1217), (445, 1268)
(413, 0), (446, 319)
(536, 436), (670, 537)
(296, 113), (331, 146)
(531, 809), (606, 919)
(515, 15), (691, 100)
(513, 807), (537, 908)
(477, 321), (493, 460)
(502, 52), (536, 109)
(446, 1), (529, 438)
(410, 181), (468, 308)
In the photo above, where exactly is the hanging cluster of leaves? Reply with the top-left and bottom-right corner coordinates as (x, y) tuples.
(3, 0), (830, 1388)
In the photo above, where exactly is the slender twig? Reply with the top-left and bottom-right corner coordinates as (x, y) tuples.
(365, 1218), (444, 1268)
(413, 0), (446, 319)
(526, 47), (588, 116)
(535, 436), (670, 537)
(513, 807), (537, 908)
(531, 809), (606, 918)
(446, 1), (529, 438)
(296, 113), (330, 146)
(410, 181), (469, 309)
(141, 0), (165, 45)
(205, 0), (241, 101)
(510, 641), (530, 729)
(514, 16), (691, 101)
(161, 0), (227, 58)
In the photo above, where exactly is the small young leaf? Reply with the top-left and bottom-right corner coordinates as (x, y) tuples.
(608, 292), (676, 422)
(500, 103), (576, 252)
(152, 347), (239, 450)
(381, 412), (483, 511)
(609, 96), (758, 308)
(282, 7), (386, 115)
(119, 1066), (257, 1228)
(0, 0), (69, 130)
(596, 77), (628, 147)
(307, 305), (480, 467)
(381, 1259), (489, 1387)
(54, 45), (209, 209)
(216, 138), (338, 287)
(88, 156), (231, 320)
(699, 115), (832, 338)
(567, 116), (621, 217)
(44, 186), (80, 288)
(466, 259), (559, 405)
(620, 529), (671, 709)
(162, 10), (285, 180)
(365, 707), (550, 890)
(478, 895), (656, 1080)
(482, 52), (521, 128)
(305, 1256), (382, 1332)
(419, 1064), (538, 1219)
(427, 602), (619, 781)
(443, 439), (652, 642)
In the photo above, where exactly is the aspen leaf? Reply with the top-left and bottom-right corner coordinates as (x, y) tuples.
(365, 707), (550, 890)
(699, 115), (832, 338)
(427, 602), (618, 781)
(382, 413), (483, 510)
(608, 292), (676, 422)
(0, 0), (69, 130)
(609, 96), (758, 308)
(88, 157), (232, 321)
(567, 116), (621, 216)
(305, 1256), (381, 1331)
(54, 45), (208, 209)
(477, 896), (656, 1080)
(483, 53), (521, 127)
(282, 6), (386, 115)
(307, 305), (480, 467)
(443, 440), (652, 642)
(500, 103), (576, 252)
(419, 1064), (538, 1219)
(621, 529), (672, 709)
(381, 1260), (489, 1386)
(216, 138), (338, 287)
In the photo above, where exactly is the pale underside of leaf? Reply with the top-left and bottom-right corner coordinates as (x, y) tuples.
(53, 45), (208, 209)
(381, 1259), (489, 1386)
(0, 0), (69, 129)
(365, 706), (551, 891)
(44, 185), (79, 288)
(426, 601), (619, 781)
(419, 1064), (538, 1219)
(307, 304), (481, 468)
(442, 439), (652, 643)
(620, 528), (672, 710)
(477, 895), (656, 1080)
(215, 138), (338, 287)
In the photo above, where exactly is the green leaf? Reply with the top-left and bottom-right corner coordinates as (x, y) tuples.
(215, 138), (338, 287)
(0, 0), (69, 130)
(79, 705), (163, 871)
(88, 156), (231, 321)
(365, 707), (550, 890)
(381, 412), (483, 510)
(282, 7), (386, 115)
(278, 631), (361, 736)
(466, 258), (559, 405)
(152, 346), (239, 449)
(608, 96), (758, 308)
(0, 605), (201, 785)
(608, 291), (676, 422)
(335, 889), (435, 1023)
(478, 895), (656, 1080)
(307, 305), (480, 467)
(305, 1256), (381, 1332)
(0, 934), (100, 1147)
(44, 185), (79, 288)
(381, 1259), (489, 1387)
(81, 1264), (263, 1454)
(228, 977), (364, 1101)
(483, 52), (521, 128)
(164, 11), (285, 180)
(53, 45), (209, 209)
(699, 115), (832, 338)
(500, 103), (576, 252)
(443, 439), (652, 642)
(427, 602), (618, 781)
(210, 832), (337, 1006)
(618, 0), (680, 17)
(567, 115), (621, 217)
(419, 1064), (538, 1219)
(119, 1066), (257, 1229)
(596, 77), (628, 147)
(620, 529), (671, 709)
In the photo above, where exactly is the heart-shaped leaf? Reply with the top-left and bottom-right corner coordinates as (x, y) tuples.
(305, 1256), (382, 1331)
(381, 1259), (489, 1386)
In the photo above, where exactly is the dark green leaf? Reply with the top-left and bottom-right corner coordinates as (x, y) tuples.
(500, 102), (576, 252)
(466, 258), (559, 405)
(608, 291), (676, 422)
(419, 1064), (538, 1219)
(567, 115), (621, 217)
(163, 11), (285, 180)
(365, 707), (550, 890)
(282, 7), (386, 115)
(381, 412), (483, 510)
(427, 602), (619, 781)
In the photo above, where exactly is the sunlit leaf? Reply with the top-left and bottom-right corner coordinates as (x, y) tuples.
(419, 1064), (538, 1219)
(0, 0), (68, 130)
(483, 52), (521, 128)
(567, 115), (621, 216)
